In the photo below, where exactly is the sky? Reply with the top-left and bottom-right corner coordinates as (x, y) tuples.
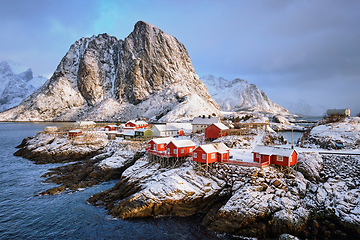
(1, 0), (359, 116)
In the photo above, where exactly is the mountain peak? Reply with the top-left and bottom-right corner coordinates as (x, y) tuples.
(0, 22), (218, 122)
(201, 75), (289, 114)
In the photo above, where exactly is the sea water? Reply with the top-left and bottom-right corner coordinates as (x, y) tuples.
(0, 123), (236, 240)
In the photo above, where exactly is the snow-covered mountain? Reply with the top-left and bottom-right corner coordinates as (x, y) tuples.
(0, 60), (47, 112)
(201, 74), (289, 114)
(0, 21), (219, 122)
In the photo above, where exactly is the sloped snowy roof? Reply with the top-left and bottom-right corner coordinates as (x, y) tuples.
(123, 130), (135, 136)
(192, 117), (220, 125)
(198, 142), (229, 153)
(211, 122), (229, 130)
(212, 142), (230, 153)
(151, 137), (175, 144)
(135, 128), (151, 133)
(152, 124), (178, 132)
(170, 139), (196, 148)
(252, 145), (297, 157)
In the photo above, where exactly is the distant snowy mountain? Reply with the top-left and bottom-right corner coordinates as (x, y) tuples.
(201, 74), (289, 114)
(0, 21), (219, 122)
(0, 60), (47, 112)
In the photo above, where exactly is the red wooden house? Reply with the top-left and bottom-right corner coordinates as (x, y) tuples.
(104, 125), (119, 131)
(147, 137), (174, 157)
(192, 142), (230, 164)
(252, 145), (298, 167)
(166, 139), (196, 158)
(68, 129), (82, 138)
(205, 123), (229, 139)
(178, 129), (185, 136)
(124, 120), (148, 131)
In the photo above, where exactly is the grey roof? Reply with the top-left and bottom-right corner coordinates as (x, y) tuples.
(192, 117), (220, 125)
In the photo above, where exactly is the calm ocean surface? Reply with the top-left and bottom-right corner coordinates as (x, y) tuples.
(0, 123), (235, 240)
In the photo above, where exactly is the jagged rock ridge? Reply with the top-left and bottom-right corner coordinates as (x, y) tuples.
(0, 60), (47, 112)
(201, 74), (289, 114)
(0, 21), (219, 122)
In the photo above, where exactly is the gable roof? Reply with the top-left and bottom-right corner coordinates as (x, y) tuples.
(152, 124), (178, 132)
(135, 128), (151, 133)
(252, 145), (297, 157)
(151, 137), (175, 144)
(170, 139), (196, 148)
(192, 117), (220, 125)
(211, 122), (229, 130)
(123, 130), (135, 136)
(197, 142), (229, 154)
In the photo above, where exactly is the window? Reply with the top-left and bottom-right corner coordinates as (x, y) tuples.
(277, 155), (283, 161)
(181, 149), (184, 153)
(189, 148), (193, 152)
(148, 144), (151, 149)
(174, 149), (177, 154)
(167, 149), (170, 154)
(256, 153), (259, 158)
(211, 153), (215, 159)
(202, 154), (206, 159)
(194, 152), (197, 158)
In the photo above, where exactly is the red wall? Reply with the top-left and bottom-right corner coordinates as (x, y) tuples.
(166, 142), (195, 157)
(205, 124), (227, 139)
(125, 122), (136, 128)
(147, 140), (165, 151)
(193, 147), (218, 163)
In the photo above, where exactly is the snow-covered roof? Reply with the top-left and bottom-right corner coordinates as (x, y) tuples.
(135, 128), (151, 133)
(152, 124), (178, 132)
(151, 137), (175, 144)
(170, 139), (196, 148)
(123, 131), (135, 136)
(69, 129), (82, 133)
(198, 142), (229, 154)
(212, 142), (230, 153)
(192, 117), (220, 125)
(211, 122), (229, 130)
(252, 145), (297, 157)
(105, 125), (118, 128)
(166, 123), (192, 131)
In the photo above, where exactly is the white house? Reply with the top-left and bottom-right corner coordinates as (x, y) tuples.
(191, 116), (220, 133)
(151, 124), (178, 137)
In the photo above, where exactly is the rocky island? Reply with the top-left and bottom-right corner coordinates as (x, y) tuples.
(4, 20), (360, 239)
(14, 117), (360, 239)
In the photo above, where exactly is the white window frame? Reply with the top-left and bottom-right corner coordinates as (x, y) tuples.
(277, 155), (283, 162)
(202, 154), (206, 160)
(181, 149), (184, 154)
(194, 152), (197, 158)
(211, 153), (215, 159)
(167, 148), (170, 154)
(148, 143), (151, 149)
(174, 149), (177, 154)
(256, 153), (259, 158)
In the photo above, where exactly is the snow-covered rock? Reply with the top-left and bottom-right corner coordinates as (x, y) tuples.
(201, 74), (288, 115)
(299, 117), (360, 149)
(0, 60), (47, 112)
(0, 21), (219, 122)
(89, 159), (227, 219)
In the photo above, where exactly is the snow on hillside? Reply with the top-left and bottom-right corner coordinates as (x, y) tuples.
(0, 60), (47, 112)
(299, 117), (360, 149)
(0, 22), (219, 122)
(201, 74), (289, 115)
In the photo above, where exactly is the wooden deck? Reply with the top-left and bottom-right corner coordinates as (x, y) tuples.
(221, 159), (269, 168)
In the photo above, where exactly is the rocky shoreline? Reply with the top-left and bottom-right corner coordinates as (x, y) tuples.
(14, 132), (360, 239)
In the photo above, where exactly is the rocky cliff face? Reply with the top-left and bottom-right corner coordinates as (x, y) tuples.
(0, 60), (47, 112)
(201, 74), (289, 114)
(0, 21), (219, 122)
